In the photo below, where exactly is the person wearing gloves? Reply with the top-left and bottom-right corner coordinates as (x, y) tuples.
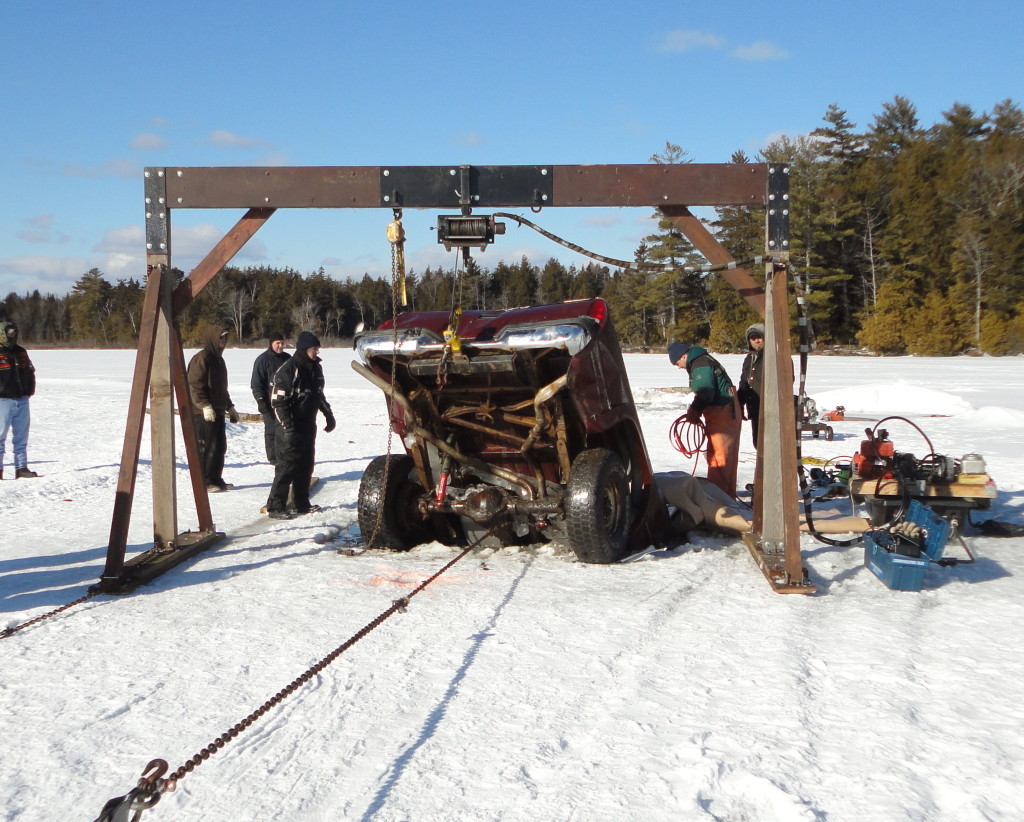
(668, 340), (742, 498)
(737, 323), (765, 448)
(250, 332), (291, 465)
(265, 330), (336, 519)
(0, 321), (38, 479)
(187, 324), (238, 492)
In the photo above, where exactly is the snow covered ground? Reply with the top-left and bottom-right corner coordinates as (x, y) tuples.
(2, 348), (1023, 822)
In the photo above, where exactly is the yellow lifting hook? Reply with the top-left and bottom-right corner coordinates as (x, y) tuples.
(387, 212), (408, 307)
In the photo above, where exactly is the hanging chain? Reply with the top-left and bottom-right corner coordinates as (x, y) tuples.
(364, 210), (408, 549)
(387, 209), (408, 308)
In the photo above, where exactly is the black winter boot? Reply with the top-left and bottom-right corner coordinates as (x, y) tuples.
(16, 467), (38, 479)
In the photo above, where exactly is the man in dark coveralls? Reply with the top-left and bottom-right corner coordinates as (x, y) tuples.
(250, 332), (291, 465)
(187, 324), (239, 492)
(265, 331), (336, 519)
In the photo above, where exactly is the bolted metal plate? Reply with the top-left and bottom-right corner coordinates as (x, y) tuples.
(380, 165), (553, 208)
(766, 164), (791, 253)
(144, 169), (170, 255)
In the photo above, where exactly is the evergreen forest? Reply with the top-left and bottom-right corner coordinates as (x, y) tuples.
(3, 97), (1023, 355)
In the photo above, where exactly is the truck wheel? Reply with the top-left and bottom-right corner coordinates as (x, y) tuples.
(565, 448), (632, 563)
(358, 454), (427, 550)
(825, 427), (834, 441)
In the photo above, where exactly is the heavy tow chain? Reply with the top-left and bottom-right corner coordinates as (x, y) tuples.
(494, 211), (783, 275)
(94, 530), (491, 821)
(1, 589), (99, 640)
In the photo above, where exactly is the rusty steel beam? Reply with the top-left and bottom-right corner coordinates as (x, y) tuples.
(165, 167), (377, 209)
(158, 164), (768, 210)
(99, 264), (166, 586)
(662, 206), (766, 316)
(170, 207), (275, 316)
(551, 164), (767, 208)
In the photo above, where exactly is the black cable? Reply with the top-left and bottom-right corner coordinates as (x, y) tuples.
(789, 265), (861, 547)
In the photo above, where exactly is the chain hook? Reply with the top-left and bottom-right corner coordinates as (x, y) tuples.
(92, 759), (171, 822)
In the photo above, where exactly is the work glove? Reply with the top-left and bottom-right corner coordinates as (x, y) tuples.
(685, 407), (702, 424)
(324, 412), (336, 433)
(228, 406), (239, 424)
(256, 398), (270, 415)
(202, 405), (217, 423)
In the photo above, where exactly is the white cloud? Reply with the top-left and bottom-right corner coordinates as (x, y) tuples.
(455, 132), (485, 147)
(16, 215), (72, 245)
(0, 254), (94, 295)
(655, 29), (725, 53)
(730, 40), (788, 61)
(583, 214), (622, 228)
(58, 158), (139, 179)
(131, 133), (168, 151)
(93, 225), (144, 255)
(208, 130), (272, 149)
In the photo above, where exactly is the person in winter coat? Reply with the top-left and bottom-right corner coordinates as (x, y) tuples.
(187, 324), (239, 492)
(0, 321), (38, 479)
(250, 332), (291, 465)
(265, 331), (336, 519)
(668, 340), (742, 498)
(737, 323), (765, 448)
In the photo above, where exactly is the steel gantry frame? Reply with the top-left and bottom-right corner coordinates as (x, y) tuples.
(96, 162), (809, 595)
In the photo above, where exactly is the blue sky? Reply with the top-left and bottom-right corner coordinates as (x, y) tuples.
(2, 1), (1021, 297)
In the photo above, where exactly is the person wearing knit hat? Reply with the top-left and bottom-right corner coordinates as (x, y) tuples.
(737, 323), (765, 449)
(250, 332), (291, 465)
(667, 341), (691, 365)
(668, 339), (742, 498)
(265, 330), (336, 519)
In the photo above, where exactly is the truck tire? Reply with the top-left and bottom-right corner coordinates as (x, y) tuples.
(357, 454), (427, 550)
(565, 448), (632, 564)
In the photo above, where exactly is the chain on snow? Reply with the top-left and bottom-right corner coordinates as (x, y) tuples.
(97, 531), (490, 818)
(1, 589), (99, 640)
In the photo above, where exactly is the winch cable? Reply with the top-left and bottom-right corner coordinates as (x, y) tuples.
(92, 528), (493, 822)
(494, 212), (782, 275)
(789, 264), (862, 548)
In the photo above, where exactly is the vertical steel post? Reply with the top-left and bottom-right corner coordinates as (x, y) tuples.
(746, 164), (810, 591)
(145, 170), (179, 547)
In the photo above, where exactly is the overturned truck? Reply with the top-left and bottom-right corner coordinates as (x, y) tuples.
(352, 298), (668, 563)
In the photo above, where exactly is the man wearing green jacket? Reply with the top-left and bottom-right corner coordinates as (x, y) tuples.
(668, 341), (742, 498)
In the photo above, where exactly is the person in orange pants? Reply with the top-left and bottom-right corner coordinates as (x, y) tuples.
(668, 341), (742, 498)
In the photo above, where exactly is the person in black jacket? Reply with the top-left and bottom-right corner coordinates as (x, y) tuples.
(265, 331), (336, 519)
(250, 332), (290, 465)
(0, 321), (38, 479)
(187, 324), (239, 492)
(737, 323), (765, 448)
